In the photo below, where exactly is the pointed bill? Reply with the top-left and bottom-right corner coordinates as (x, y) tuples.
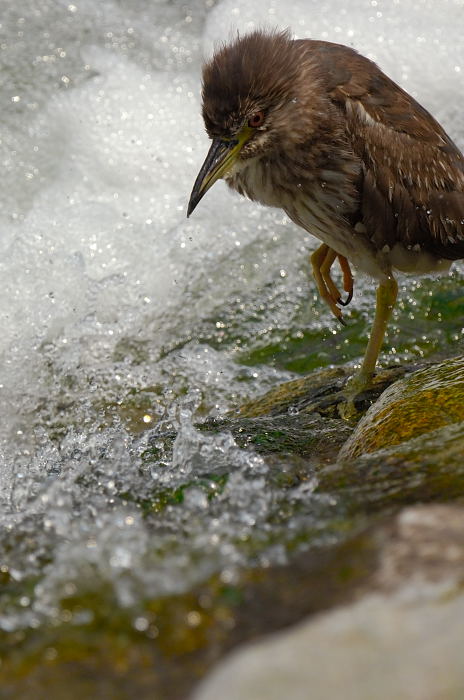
(187, 128), (253, 217)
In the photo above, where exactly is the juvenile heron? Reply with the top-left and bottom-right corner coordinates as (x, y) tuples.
(187, 30), (464, 401)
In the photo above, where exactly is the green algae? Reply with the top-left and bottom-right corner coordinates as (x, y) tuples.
(119, 473), (229, 516)
(200, 413), (352, 460)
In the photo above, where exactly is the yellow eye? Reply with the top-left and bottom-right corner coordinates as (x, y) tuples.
(248, 111), (265, 128)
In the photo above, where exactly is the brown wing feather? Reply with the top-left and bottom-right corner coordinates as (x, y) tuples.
(305, 40), (464, 260)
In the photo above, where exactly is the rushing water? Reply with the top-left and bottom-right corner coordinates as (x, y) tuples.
(0, 0), (463, 651)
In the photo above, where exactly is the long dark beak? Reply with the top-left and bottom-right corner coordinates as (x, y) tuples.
(187, 138), (237, 217)
(187, 127), (254, 217)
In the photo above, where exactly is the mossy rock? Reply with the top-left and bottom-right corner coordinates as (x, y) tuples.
(322, 420), (464, 513)
(340, 355), (464, 460)
(202, 412), (352, 462)
(237, 367), (348, 418)
(238, 364), (415, 420)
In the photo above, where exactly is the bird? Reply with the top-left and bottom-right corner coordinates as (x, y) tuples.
(187, 29), (464, 408)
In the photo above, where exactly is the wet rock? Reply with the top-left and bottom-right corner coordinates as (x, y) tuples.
(319, 420), (464, 512)
(195, 586), (464, 700)
(373, 504), (464, 589)
(237, 364), (417, 420)
(237, 366), (349, 418)
(340, 355), (464, 459)
(193, 505), (464, 700)
(201, 412), (353, 465)
(0, 522), (379, 700)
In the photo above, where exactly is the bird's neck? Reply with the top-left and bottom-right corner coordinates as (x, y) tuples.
(226, 137), (360, 216)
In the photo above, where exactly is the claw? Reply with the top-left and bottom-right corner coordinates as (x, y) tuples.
(337, 255), (354, 306)
(337, 289), (353, 307)
(311, 244), (349, 324)
(310, 245), (356, 324)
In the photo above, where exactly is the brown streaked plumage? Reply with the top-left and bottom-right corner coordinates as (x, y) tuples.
(187, 29), (464, 407)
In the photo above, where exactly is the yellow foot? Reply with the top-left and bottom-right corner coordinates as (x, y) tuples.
(337, 371), (374, 421)
(343, 371), (373, 396)
(310, 244), (355, 326)
(338, 397), (363, 421)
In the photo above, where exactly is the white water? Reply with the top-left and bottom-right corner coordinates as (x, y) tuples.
(0, 0), (463, 630)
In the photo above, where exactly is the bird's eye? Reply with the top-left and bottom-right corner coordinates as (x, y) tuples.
(248, 111), (265, 128)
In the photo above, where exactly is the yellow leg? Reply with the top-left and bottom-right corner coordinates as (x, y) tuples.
(338, 255), (354, 306)
(320, 248), (340, 302)
(311, 245), (356, 323)
(346, 275), (398, 395)
(311, 244), (345, 323)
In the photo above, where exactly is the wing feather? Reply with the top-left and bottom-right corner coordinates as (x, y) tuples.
(306, 40), (464, 259)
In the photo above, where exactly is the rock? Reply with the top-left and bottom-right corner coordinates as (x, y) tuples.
(193, 505), (464, 700)
(237, 366), (348, 418)
(194, 588), (464, 700)
(340, 355), (464, 460)
(319, 420), (464, 512)
(237, 364), (417, 420)
(202, 412), (353, 464)
(372, 504), (464, 589)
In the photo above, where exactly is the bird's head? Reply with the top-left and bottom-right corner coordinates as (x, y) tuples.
(187, 30), (319, 216)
